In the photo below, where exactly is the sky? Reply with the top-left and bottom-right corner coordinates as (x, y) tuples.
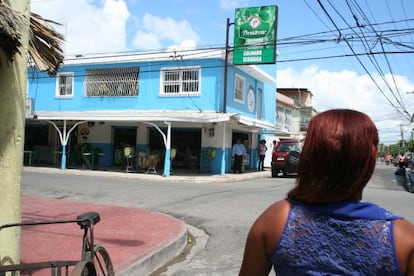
(30, 0), (414, 145)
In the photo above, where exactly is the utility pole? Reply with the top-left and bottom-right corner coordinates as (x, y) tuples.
(400, 123), (407, 149)
(0, 0), (31, 264)
(223, 18), (234, 113)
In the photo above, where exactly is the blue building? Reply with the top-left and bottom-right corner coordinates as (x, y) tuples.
(25, 49), (276, 176)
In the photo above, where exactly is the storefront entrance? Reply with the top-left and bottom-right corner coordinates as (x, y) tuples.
(113, 127), (137, 166)
(149, 128), (201, 170)
(232, 132), (250, 171)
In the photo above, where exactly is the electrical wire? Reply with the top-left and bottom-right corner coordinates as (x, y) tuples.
(316, 0), (411, 121)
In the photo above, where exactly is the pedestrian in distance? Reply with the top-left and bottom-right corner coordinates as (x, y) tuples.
(232, 139), (246, 173)
(272, 140), (278, 153)
(239, 109), (414, 276)
(256, 139), (267, 171)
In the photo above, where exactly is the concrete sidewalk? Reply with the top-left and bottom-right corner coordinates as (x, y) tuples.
(20, 195), (187, 275)
(16, 167), (271, 275)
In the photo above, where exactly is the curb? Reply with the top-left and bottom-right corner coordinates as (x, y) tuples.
(159, 225), (209, 275)
(119, 221), (188, 275)
(23, 166), (271, 184)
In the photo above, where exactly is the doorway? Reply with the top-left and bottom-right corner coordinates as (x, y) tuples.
(112, 127), (137, 166)
(232, 131), (250, 170)
(149, 128), (201, 169)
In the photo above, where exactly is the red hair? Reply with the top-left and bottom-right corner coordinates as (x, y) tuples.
(288, 109), (379, 203)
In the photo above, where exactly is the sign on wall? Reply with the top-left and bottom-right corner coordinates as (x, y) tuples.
(233, 5), (278, 65)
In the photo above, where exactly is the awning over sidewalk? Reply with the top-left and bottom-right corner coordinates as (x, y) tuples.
(30, 110), (276, 173)
(32, 110), (232, 123)
(32, 110), (276, 131)
(231, 114), (276, 131)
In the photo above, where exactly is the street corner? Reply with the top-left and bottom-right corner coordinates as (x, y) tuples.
(21, 196), (188, 275)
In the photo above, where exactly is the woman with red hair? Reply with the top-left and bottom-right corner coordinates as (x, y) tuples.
(240, 109), (414, 275)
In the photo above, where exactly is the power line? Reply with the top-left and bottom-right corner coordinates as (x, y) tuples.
(316, 0), (412, 122)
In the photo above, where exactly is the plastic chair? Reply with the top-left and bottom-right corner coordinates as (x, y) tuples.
(170, 148), (177, 175)
(201, 148), (216, 173)
(137, 151), (148, 171)
(81, 144), (93, 169)
(123, 146), (135, 172)
(146, 153), (159, 174)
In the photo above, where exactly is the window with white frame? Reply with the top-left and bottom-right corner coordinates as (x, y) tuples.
(234, 74), (245, 102)
(161, 67), (200, 95)
(56, 73), (74, 98)
(85, 67), (139, 97)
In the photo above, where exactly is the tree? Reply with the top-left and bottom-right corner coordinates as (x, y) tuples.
(0, 0), (64, 265)
(389, 144), (401, 157)
(406, 139), (414, 153)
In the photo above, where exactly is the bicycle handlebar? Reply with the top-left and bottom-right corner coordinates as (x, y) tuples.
(0, 212), (101, 231)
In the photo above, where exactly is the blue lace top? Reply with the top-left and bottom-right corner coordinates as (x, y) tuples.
(270, 199), (403, 275)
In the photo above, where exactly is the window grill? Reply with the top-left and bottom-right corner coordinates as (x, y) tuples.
(162, 68), (200, 94)
(85, 67), (139, 97)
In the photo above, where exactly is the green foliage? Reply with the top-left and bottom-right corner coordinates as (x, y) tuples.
(389, 144), (402, 156)
(379, 139), (414, 158)
(406, 139), (414, 153)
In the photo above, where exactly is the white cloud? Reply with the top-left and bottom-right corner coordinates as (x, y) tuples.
(32, 1), (199, 53)
(31, 0), (130, 55)
(276, 66), (414, 144)
(133, 31), (162, 50)
(166, 40), (197, 52)
(219, 0), (249, 10)
(132, 13), (200, 51)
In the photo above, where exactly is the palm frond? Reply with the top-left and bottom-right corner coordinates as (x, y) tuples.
(0, 2), (23, 63)
(29, 13), (65, 75)
(0, 2), (65, 75)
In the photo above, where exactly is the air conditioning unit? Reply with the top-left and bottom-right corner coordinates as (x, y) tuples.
(25, 98), (34, 118)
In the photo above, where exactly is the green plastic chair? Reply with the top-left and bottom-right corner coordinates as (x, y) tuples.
(123, 146), (135, 172)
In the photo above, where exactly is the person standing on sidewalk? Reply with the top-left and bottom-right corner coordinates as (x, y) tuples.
(240, 109), (414, 275)
(272, 140), (278, 152)
(256, 140), (267, 171)
(232, 139), (246, 173)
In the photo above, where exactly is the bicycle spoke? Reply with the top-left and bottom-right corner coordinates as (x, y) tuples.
(71, 261), (96, 276)
(93, 245), (114, 276)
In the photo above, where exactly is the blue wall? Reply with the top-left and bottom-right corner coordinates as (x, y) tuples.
(28, 58), (226, 113)
(225, 66), (275, 125)
(28, 58), (275, 125)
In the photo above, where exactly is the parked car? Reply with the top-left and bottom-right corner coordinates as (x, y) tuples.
(271, 140), (302, 177)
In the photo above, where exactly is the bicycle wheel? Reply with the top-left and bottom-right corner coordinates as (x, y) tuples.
(93, 245), (114, 276)
(72, 261), (96, 276)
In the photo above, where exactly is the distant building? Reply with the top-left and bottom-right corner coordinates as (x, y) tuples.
(276, 88), (317, 139)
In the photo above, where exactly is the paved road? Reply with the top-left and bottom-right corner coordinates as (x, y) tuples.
(22, 163), (414, 275)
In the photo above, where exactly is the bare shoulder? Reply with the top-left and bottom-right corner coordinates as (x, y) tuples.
(394, 219), (414, 243)
(240, 200), (291, 275)
(393, 219), (414, 275)
(253, 199), (290, 228)
(251, 199), (291, 254)
(262, 199), (291, 220)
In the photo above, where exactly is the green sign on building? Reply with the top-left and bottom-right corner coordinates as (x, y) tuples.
(233, 5), (278, 65)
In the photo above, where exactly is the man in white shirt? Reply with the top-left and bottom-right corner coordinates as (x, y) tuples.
(232, 139), (246, 173)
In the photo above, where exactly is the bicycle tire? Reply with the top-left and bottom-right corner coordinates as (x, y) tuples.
(93, 245), (114, 276)
(72, 261), (96, 276)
